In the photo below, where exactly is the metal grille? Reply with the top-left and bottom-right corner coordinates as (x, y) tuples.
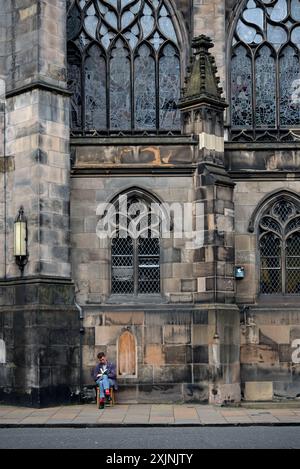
(259, 198), (300, 295)
(138, 237), (160, 294)
(111, 238), (134, 294)
(260, 233), (282, 294)
(111, 236), (160, 295)
(286, 233), (300, 294)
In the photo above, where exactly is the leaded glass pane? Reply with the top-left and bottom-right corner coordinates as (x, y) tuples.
(270, 0), (288, 22)
(110, 40), (131, 129)
(121, 10), (135, 29)
(260, 233), (282, 294)
(141, 4), (155, 38)
(67, 45), (82, 129)
(85, 45), (107, 129)
(67, 0), (181, 133)
(112, 237), (134, 294)
(272, 200), (295, 221)
(286, 233), (300, 293)
(236, 20), (257, 43)
(159, 45), (180, 129)
(280, 46), (300, 126)
(158, 6), (178, 44)
(243, 6), (264, 31)
(291, 26), (300, 46)
(231, 46), (253, 127)
(138, 237), (160, 294)
(85, 4), (98, 38)
(267, 24), (287, 49)
(291, 0), (300, 20)
(134, 45), (156, 129)
(255, 46), (276, 127)
(67, 3), (81, 40)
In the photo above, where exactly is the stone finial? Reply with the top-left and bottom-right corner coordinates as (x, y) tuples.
(178, 35), (226, 109)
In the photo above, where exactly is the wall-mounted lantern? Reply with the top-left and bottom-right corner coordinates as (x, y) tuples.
(234, 266), (245, 279)
(14, 206), (28, 275)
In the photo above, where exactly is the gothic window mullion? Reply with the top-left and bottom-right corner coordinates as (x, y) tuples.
(282, 237), (287, 295)
(133, 238), (139, 296)
(156, 48), (160, 131)
(252, 46), (256, 137)
(130, 45), (135, 133)
(275, 49), (280, 134)
(81, 50), (86, 131)
(106, 50), (110, 132)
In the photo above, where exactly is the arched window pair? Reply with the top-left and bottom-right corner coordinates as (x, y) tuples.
(230, 0), (300, 141)
(257, 194), (300, 295)
(67, 0), (181, 135)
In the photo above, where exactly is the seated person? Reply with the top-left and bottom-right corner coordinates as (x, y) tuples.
(92, 352), (117, 409)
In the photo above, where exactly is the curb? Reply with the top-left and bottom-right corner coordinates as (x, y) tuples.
(1, 422), (300, 428)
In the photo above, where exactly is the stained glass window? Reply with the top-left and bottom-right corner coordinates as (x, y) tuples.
(259, 197), (300, 295)
(231, 0), (300, 141)
(67, 0), (181, 135)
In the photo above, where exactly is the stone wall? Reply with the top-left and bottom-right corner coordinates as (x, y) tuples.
(0, 0), (80, 407)
(240, 308), (300, 400)
(232, 177), (300, 400)
(81, 306), (240, 404)
(71, 171), (195, 304)
(233, 179), (300, 303)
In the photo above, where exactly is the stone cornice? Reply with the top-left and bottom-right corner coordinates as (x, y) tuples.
(6, 81), (72, 99)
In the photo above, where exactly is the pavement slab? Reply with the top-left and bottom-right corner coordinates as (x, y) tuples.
(0, 403), (300, 426)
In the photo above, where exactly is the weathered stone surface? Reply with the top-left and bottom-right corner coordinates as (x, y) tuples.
(241, 345), (279, 365)
(244, 381), (273, 401)
(163, 325), (191, 344)
(144, 344), (165, 366)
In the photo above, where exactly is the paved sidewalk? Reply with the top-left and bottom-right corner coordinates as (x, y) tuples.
(1, 403), (300, 427)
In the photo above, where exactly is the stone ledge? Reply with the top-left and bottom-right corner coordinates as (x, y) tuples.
(0, 277), (75, 306)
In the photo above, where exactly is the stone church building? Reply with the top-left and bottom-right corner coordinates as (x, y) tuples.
(1, 0), (300, 407)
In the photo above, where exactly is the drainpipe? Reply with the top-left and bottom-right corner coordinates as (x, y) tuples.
(75, 301), (84, 402)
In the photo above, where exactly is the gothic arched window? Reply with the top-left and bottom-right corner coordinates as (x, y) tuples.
(67, 0), (181, 135)
(230, 0), (300, 141)
(259, 197), (300, 294)
(111, 194), (161, 295)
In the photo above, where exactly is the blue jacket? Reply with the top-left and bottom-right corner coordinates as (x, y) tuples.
(92, 361), (118, 390)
